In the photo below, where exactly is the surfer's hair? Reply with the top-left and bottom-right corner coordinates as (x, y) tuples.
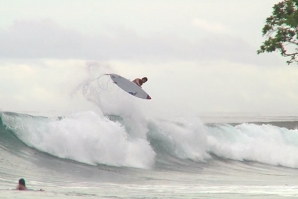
(19, 178), (25, 186)
(142, 77), (148, 82)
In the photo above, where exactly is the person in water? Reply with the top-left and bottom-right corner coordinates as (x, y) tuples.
(16, 178), (44, 191)
(133, 77), (148, 87)
(16, 178), (27, 190)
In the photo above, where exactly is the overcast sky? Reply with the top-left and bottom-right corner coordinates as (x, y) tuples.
(0, 0), (297, 116)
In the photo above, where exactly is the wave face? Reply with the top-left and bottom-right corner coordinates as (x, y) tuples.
(1, 111), (298, 170)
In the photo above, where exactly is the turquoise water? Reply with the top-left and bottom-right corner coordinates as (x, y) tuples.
(1, 111), (298, 198)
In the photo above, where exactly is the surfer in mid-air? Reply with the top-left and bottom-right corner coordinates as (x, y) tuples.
(133, 77), (148, 87)
(109, 74), (151, 99)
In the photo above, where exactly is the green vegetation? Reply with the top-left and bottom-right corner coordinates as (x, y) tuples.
(258, 0), (298, 64)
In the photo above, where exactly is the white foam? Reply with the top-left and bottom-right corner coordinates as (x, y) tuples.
(2, 111), (155, 169)
(206, 123), (298, 168)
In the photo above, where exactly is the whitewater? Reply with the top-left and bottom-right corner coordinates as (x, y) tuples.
(1, 69), (298, 198)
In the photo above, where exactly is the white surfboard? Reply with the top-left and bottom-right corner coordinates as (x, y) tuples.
(108, 74), (151, 100)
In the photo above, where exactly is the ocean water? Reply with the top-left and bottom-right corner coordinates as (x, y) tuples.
(1, 110), (298, 199)
(1, 74), (298, 199)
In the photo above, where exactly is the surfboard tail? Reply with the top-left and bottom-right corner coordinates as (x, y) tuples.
(147, 95), (151, 100)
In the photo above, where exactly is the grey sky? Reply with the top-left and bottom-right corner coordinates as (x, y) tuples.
(0, 0), (297, 115)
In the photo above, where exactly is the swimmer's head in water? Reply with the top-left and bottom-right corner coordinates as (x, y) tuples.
(19, 178), (25, 186)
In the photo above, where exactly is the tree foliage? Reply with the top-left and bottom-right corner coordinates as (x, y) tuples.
(257, 0), (298, 64)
